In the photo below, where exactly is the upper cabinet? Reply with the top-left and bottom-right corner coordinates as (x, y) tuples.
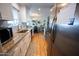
(0, 3), (20, 21)
(0, 3), (13, 20)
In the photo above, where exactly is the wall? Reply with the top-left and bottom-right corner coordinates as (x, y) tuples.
(19, 5), (27, 22)
(0, 3), (13, 20)
(57, 3), (76, 24)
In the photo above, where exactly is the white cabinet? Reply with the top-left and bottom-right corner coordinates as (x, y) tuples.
(8, 31), (31, 56)
(0, 3), (13, 20)
(13, 46), (21, 56)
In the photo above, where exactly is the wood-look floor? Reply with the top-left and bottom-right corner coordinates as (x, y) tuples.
(26, 33), (51, 56)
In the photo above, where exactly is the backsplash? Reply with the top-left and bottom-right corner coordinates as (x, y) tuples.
(0, 20), (13, 28)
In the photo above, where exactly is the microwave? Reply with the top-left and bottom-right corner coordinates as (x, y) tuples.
(0, 28), (13, 45)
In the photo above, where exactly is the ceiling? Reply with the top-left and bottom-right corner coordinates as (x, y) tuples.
(19, 3), (54, 8)
(18, 3), (55, 20)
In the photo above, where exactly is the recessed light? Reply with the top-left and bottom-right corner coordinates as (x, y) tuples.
(31, 13), (40, 17)
(50, 8), (52, 12)
(38, 8), (40, 11)
(60, 3), (68, 7)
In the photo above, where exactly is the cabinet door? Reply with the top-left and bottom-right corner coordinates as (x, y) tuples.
(8, 31), (31, 56)
(20, 32), (31, 56)
(13, 46), (21, 56)
(8, 45), (21, 56)
(19, 39), (26, 56)
(0, 3), (13, 20)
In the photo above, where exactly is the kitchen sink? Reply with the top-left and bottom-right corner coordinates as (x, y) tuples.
(17, 30), (28, 33)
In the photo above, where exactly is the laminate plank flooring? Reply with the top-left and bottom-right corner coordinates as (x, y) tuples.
(26, 32), (64, 56)
(26, 33), (49, 56)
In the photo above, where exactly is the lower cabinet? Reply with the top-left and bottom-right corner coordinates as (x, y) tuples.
(13, 46), (21, 56)
(20, 32), (31, 56)
(8, 31), (31, 56)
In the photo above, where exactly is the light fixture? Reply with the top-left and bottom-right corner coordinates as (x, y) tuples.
(31, 13), (41, 20)
(38, 8), (40, 11)
(60, 3), (68, 7)
(50, 8), (52, 12)
(31, 13), (40, 17)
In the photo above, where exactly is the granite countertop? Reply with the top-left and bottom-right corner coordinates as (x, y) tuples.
(1, 30), (31, 53)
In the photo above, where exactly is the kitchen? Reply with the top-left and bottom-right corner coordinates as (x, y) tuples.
(0, 3), (79, 56)
(0, 3), (52, 56)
